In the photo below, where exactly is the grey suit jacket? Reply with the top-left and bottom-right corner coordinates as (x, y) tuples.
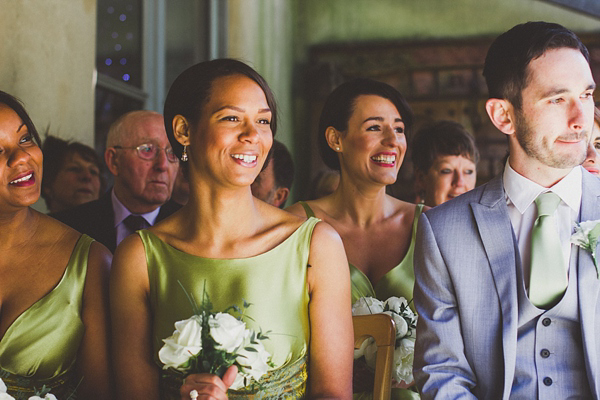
(413, 170), (600, 399)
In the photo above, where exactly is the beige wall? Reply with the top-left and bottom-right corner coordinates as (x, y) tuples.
(227, 0), (294, 149)
(0, 0), (97, 146)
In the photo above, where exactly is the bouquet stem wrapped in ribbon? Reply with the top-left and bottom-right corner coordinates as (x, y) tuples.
(352, 296), (417, 385)
(158, 282), (272, 390)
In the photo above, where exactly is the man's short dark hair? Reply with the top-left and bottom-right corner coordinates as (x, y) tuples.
(270, 140), (294, 190)
(411, 120), (479, 174)
(483, 21), (589, 109)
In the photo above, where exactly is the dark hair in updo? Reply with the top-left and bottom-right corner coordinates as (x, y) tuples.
(318, 78), (414, 171)
(0, 91), (41, 147)
(163, 59), (278, 159)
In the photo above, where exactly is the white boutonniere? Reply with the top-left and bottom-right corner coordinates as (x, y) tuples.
(571, 220), (600, 278)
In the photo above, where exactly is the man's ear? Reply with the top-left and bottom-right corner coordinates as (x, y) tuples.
(173, 115), (191, 146)
(325, 126), (343, 152)
(105, 147), (119, 176)
(273, 187), (290, 209)
(485, 98), (516, 136)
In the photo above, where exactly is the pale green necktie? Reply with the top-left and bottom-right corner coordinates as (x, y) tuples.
(529, 191), (568, 308)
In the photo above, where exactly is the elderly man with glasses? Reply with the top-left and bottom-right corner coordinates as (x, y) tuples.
(52, 111), (180, 253)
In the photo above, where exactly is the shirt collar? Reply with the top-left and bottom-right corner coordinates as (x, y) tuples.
(111, 189), (161, 227)
(503, 160), (582, 214)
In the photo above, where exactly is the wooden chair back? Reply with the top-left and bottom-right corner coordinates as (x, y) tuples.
(353, 313), (396, 400)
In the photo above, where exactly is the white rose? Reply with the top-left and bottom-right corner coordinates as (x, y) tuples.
(384, 310), (408, 339)
(236, 336), (270, 380)
(352, 297), (384, 316)
(229, 372), (247, 391)
(0, 394), (14, 400)
(392, 338), (415, 384)
(384, 296), (409, 314)
(43, 394), (58, 400)
(158, 315), (203, 370)
(28, 397), (43, 400)
(0, 378), (7, 393)
(209, 313), (246, 353)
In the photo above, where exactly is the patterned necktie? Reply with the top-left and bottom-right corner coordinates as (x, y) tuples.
(529, 192), (568, 308)
(123, 214), (148, 233)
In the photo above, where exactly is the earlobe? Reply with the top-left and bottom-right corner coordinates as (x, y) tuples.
(104, 148), (119, 176)
(173, 115), (191, 146)
(273, 187), (290, 208)
(325, 127), (342, 152)
(485, 98), (515, 136)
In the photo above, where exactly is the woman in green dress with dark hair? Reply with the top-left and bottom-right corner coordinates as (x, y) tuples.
(287, 78), (424, 399)
(0, 91), (112, 399)
(110, 59), (353, 400)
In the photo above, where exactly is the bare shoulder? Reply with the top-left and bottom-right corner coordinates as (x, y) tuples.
(37, 212), (82, 251)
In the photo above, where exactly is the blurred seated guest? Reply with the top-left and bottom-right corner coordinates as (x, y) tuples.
(582, 107), (600, 177)
(41, 135), (105, 213)
(52, 111), (180, 253)
(0, 91), (112, 398)
(411, 120), (479, 206)
(309, 169), (340, 200)
(251, 139), (294, 208)
(171, 160), (190, 205)
(110, 59), (352, 399)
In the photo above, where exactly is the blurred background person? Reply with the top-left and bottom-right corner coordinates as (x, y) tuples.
(251, 139), (294, 208)
(308, 169), (340, 200)
(0, 91), (112, 398)
(52, 111), (180, 253)
(582, 106), (600, 177)
(41, 135), (105, 213)
(411, 120), (479, 207)
(287, 78), (421, 398)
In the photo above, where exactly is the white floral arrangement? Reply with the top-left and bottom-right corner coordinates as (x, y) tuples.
(352, 296), (417, 385)
(0, 378), (56, 400)
(158, 282), (272, 390)
(571, 219), (600, 278)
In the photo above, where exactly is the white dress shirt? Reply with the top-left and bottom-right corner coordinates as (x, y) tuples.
(503, 161), (582, 288)
(111, 189), (160, 246)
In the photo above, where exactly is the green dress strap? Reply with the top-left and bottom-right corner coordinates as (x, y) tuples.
(298, 201), (315, 218)
(0, 234), (93, 398)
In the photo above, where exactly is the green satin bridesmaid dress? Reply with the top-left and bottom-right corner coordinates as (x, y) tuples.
(140, 217), (319, 399)
(0, 235), (93, 399)
(298, 202), (423, 400)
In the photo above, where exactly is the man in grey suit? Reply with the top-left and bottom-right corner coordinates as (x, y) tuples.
(414, 22), (599, 398)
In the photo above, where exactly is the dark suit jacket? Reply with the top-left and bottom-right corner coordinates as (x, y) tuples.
(51, 189), (181, 253)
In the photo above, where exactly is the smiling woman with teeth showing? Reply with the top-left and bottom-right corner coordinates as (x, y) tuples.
(0, 91), (113, 398)
(287, 78), (424, 398)
(110, 59), (353, 400)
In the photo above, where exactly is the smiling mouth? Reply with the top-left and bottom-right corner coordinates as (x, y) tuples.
(9, 173), (33, 184)
(231, 154), (258, 164)
(370, 154), (396, 166)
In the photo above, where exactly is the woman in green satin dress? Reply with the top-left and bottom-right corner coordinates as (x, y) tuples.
(0, 91), (112, 398)
(287, 79), (425, 399)
(110, 59), (353, 400)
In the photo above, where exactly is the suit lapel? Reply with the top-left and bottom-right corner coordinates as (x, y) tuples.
(577, 172), (600, 395)
(470, 175), (519, 397)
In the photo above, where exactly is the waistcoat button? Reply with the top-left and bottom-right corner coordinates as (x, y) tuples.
(540, 349), (550, 358)
(543, 377), (553, 386)
(542, 318), (551, 326)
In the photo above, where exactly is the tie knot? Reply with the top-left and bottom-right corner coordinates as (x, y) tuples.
(535, 192), (561, 217)
(123, 214), (148, 232)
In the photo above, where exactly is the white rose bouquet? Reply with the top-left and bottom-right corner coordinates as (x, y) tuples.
(0, 378), (57, 400)
(352, 296), (417, 385)
(158, 282), (272, 390)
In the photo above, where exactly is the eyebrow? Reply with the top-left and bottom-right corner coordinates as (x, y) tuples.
(16, 122), (26, 132)
(362, 116), (403, 124)
(214, 105), (272, 114)
(540, 83), (596, 99)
